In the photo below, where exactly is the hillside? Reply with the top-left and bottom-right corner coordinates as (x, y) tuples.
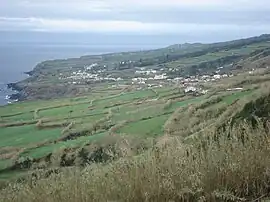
(1, 68), (270, 201)
(7, 34), (270, 101)
(1, 35), (270, 201)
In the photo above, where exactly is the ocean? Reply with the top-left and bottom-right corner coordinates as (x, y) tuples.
(0, 43), (157, 106)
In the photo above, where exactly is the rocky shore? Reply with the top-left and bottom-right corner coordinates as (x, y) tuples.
(7, 82), (27, 102)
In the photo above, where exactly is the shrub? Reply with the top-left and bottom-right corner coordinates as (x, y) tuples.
(163, 99), (173, 110)
(33, 109), (40, 120)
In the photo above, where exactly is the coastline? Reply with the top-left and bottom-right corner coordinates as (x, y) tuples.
(0, 43), (129, 106)
(0, 83), (20, 106)
(6, 80), (27, 103)
(5, 71), (30, 104)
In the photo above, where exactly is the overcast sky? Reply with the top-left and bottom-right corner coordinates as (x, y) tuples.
(0, 0), (269, 42)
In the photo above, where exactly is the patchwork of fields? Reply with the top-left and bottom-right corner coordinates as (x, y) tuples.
(0, 86), (255, 179)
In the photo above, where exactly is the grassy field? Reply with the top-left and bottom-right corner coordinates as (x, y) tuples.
(21, 132), (107, 159)
(0, 126), (62, 148)
(0, 80), (257, 180)
(0, 159), (12, 171)
(117, 114), (170, 136)
(2, 35), (270, 201)
(165, 41), (270, 69)
(0, 68), (269, 198)
(1, 81), (270, 201)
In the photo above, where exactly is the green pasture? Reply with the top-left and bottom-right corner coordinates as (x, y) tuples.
(222, 90), (254, 104)
(21, 132), (107, 159)
(0, 86), (257, 176)
(0, 159), (12, 171)
(117, 114), (170, 136)
(165, 42), (270, 68)
(0, 125), (63, 148)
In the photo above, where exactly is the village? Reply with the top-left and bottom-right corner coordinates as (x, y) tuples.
(56, 63), (246, 96)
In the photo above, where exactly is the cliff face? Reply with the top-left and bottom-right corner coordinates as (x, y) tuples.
(24, 71), (34, 76)
(7, 83), (24, 91)
(6, 83), (27, 101)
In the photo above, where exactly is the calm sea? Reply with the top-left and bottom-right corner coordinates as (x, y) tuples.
(0, 43), (156, 106)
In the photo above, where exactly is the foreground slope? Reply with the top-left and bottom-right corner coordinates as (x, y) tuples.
(2, 65), (270, 179)
(1, 76), (270, 201)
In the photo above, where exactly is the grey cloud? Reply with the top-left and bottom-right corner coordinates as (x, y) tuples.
(1, 7), (269, 26)
(117, 9), (270, 25)
(0, 0), (269, 34)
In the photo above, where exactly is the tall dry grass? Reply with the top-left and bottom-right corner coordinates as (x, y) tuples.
(163, 99), (173, 110)
(1, 121), (270, 202)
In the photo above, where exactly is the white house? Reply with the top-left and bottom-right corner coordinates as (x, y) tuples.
(227, 88), (243, 91)
(174, 77), (183, 81)
(201, 90), (209, 95)
(154, 74), (167, 80)
(184, 86), (197, 93)
(213, 75), (221, 79)
(135, 70), (145, 74)
(202, 75), (210, 79)
(85, 63), (98, 70)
